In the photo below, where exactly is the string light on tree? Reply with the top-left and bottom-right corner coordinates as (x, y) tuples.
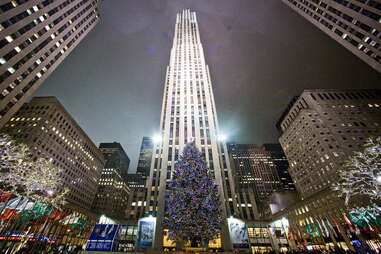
(164, 143), (223, 247)
(333, 136), (381, 206)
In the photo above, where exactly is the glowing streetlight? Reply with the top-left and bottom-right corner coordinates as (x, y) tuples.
(217, 134), (227, 142)
(153, 134), (162, 143)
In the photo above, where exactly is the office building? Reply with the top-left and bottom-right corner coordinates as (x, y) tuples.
(275, 89), (381, 248)
(92, 142), (130, 220)
(277, 89), (381, 198)
(0, 0), (100, 128)
(282, 0), (381, 72)
(263, 144), (295, 191)
(99, 142), (130, 182)
(92, 168), (130, 221)
(145, 9), (238, 250)
(125, 173), (146, 222)
(1, 96), (104, 213)
(136, 136), (153, 180)
(228, 143), (283, 220)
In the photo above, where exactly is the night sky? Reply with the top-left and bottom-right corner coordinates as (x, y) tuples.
(35, 0), (381, 172)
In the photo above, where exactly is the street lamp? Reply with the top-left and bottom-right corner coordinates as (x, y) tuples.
(217, 134), (227, 142)
(153, 134), (162, 143)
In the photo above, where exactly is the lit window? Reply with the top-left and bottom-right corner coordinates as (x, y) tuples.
(5, 35), (13, 42)
(7, 67), (15, 74)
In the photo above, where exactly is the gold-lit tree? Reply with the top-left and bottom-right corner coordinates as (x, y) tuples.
(0, 133), (66, 206)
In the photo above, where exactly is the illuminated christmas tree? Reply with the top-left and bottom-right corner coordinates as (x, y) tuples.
(333, 136), (381, 205)
(164, 142), (223, 247)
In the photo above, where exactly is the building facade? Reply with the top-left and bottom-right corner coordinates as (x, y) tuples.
(281, 0), (381, 73)
(92, 168), (130, 221)
(277, 89), (381, 199)
(125, 173), (146, 222)
(145, 9), (238, 250)
(263, 144), (295, 192)
(1, 96), (104, 214)
(275, 89), (381, 249)
(0, 0), (100, 128)
(136, 136), (153, 181)
(98, 142), (130, 182)
(228, 143), (285, 220)
(92, 143), (130, 220)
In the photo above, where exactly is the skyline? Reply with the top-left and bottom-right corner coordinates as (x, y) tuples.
(34, 0), (381, 171)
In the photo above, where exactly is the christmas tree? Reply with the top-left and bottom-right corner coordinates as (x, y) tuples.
(333, 136), (381, 206)
(164, 142), (223, 247)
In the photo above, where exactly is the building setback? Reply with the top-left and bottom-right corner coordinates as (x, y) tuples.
(145, 9), (238, 250)
(0, 0), (100, 128)
(1, 96), (104, 214)
(228, 143), (284, 220)
(282, 0), (381, 73)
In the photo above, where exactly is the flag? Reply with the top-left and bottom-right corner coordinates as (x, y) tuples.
(0, 208), (17, 221)
(49, 210), (63, 221)
(31, 202), (53, 220)
(0, 192), (12, 204)
(61, 212), (79, 225)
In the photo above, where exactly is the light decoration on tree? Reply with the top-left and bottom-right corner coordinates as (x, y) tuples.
(0, 134), (68, 209)
(164, 142), (223, 246)
(332, 137), (381, 206)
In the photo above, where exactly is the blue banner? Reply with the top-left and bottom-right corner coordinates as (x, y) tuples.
(136, 217), (156, 249)
(227, 217), (250, 249)
(86, 224), (120, 251)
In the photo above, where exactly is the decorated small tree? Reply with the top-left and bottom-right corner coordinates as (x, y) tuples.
(164, 142), (223, 248)
(0, 134), (31, 190)
(333, 137), (381, 206)
(0, 134), (65, 203)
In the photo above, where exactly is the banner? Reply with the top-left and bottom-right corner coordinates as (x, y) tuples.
(227, 217), (250, 249)
(136, 216), (156, 249)
(86, 224), (120, 251)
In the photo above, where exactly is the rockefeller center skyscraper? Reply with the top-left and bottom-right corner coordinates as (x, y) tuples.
(145, 9), (238, 250)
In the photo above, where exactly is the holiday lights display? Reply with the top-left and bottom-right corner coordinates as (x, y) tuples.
(333, 137), (381, 206)
(164, 143), (223, 245)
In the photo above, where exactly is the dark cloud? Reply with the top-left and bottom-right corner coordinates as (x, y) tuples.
(35, 0), (381, 172)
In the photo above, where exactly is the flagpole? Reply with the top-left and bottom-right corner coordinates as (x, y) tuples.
(0, 196), (25, 252)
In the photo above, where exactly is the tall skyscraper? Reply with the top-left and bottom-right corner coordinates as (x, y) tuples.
(262, 144), (295, 192)
(277, 89), (381, 199)
(145, 9), (238, 250)
(282, 0), (381, 73)
(227, 143), (284, 220)
(0, 0), (100, 128)
(136, 136), (153, 180)
(1, 96), (104, 214)
(99, 142), (130, 182)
